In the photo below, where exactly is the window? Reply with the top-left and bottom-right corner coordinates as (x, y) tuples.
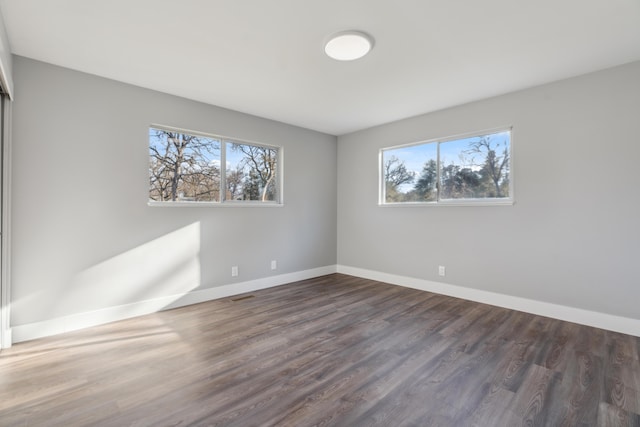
(381, 128), (512, 205)
(149, 126), (281, 204)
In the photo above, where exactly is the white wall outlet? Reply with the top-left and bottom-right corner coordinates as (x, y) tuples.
(271, 260), (277, 270)
(231, 266), (238, 277)
(438, 265), (446, 276)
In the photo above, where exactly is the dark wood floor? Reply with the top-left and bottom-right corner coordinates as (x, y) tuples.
(1, 274), (639, 426)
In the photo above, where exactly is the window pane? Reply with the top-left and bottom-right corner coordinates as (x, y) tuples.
(439, 131), (510, 200)
(149, 128), (221, 202)
(382, 143), (437, 203)
(226, 142), (278, 202)
(380, 129), (511, 205)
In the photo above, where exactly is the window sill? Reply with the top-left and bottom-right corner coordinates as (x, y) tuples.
(379, 199), (514, 207)
(148, 201), (284, 208)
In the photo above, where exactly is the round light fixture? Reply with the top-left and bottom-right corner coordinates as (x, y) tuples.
(324, 31), (374, 61)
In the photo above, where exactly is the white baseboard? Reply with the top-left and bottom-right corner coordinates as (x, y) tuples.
(1, 328), (11, 348)
(11, 264), (640, 344)
(337, 265), (640, 338)
(11, 265), (337, 344)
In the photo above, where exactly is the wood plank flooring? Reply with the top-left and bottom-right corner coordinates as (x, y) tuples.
(1, 274), (639, 426)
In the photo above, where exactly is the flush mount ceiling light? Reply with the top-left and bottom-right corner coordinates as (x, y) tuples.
(324, 31), (374, 61)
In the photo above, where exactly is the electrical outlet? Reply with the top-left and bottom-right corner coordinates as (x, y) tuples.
(231, 266), (238, 277)
(271, 260), (277, 270)
(438, 265), (446, 276)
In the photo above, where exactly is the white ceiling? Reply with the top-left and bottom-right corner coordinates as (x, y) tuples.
(1, 0), (639, 136)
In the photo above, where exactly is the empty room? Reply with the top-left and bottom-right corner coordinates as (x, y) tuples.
(0, 1), (639, 426)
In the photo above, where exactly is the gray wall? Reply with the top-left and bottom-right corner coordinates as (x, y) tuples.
(11, 56), (337, 327)
(10, 55), (640, 330)
(337, 61), (640, 320)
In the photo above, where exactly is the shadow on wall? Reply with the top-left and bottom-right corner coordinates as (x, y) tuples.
(55, 222), (202, 319)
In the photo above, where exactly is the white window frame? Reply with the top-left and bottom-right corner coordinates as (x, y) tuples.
(379, 127), (514, 206)
(148, 124), (283, 207)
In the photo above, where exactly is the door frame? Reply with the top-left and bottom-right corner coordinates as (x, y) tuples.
(1, 95), (11, 348)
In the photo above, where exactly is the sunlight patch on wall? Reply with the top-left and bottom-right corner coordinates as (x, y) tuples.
(59, 222), (202, 316)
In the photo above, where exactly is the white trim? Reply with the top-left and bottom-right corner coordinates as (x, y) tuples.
(0, 8), (13, 99)
(0, 97), (11, 348)
(13, 263), (639, 344)
(379, 199), (514, 208)
(148, 124), (284, 205)
(379, 126), (513, 206)
(11, 265), (337, 343)
(147, 201), (284, 208)
(337, 265), (640, 338)
(2, 329), (10, 347)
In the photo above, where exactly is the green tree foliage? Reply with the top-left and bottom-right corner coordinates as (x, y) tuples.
(384, 133), (510, 202)
(414, 159), (437, 201)
(466, 137), (510, 198)
(442, 135), (509, 199)
(439, 164), (482, 199)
